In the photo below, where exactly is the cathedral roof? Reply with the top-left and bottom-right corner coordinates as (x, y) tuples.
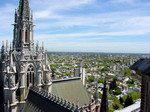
(51, 77), (91, 107)
(130, 58), (150, 75)
(23, 86), (79, 112)
(23, 78), (91, 112)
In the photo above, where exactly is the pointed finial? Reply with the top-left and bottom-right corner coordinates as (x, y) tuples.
(36, 41), (39, 52)
(42, 41), (44, 51)
(14, 9), (17, 22)
(1, 41), (5, 58)
(15, 9), (17, 14)
(2, 41), (4, 47)
(31, 10), (33, 20)
(6, 40), (8, 52)
(10, 42), (12, 51)
(10, 51), (14, 67)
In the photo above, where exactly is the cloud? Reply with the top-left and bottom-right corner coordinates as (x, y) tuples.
(34, 14), (150, 37)
(32, 0), (95, 19)
(32, 0), (95, 9)
(45, 41), (150, 53)
(35, 29), (150, 41)
(0, 4), (15, 34)
(109, 0), (137, 4)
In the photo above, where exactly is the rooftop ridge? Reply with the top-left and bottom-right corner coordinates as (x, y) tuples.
(30, 86), (79, 112)
(52, 77), (81, 83)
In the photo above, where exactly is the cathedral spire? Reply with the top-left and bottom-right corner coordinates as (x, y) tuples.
(6, 40), (8, 52)
(14, 9), (17, 22)
(36, 41), (39, 52)
(42, 42), (44, 51)
(13, 0), (34, 51)
(10, 42), (11, 50)
(1, 41), (5, 59)
(18, 0), (30, 20)
(100, 79), (108, 112)
(1, 41), (4, 51)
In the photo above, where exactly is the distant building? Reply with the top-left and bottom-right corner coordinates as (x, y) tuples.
(131, 58), (150, 112)
(0, 0), (100, 112)
(74, 68), (80, 77)
(74, 60), (86, 86)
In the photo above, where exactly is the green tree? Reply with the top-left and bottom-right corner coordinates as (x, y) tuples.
(112, 89), (121, 95)
(109, 78), (117, 91)
(98, 78), (104, 83)
(124, 95), (134, 107)
(87, 76), (95, 83)
(128, 92), (140, 101)
(113, 102), (122, 110)
(109, 105), (113, 112)
(123, 68), (131, 77)
(119, 97), (124, 105)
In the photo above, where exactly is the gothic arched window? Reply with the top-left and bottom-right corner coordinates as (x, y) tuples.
(27, 65), (34, 87)
(25, 30), (28, 43)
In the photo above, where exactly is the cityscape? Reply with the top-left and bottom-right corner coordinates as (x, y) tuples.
(0, 0), (150, 112)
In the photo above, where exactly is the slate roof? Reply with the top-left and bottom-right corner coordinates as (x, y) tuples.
(51, 77), (91, 107)
(130, 58), (150, 75)
(23, 78), (91, 112)
(23, 86), (79, 112)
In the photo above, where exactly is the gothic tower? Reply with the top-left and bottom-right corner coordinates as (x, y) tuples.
(13, 0), (34, 51)
(0, 0), (52, 112)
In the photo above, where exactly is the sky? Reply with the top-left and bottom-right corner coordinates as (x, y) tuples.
(0, 0), (150, 53)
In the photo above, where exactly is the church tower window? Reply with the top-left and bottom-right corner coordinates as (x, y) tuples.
(25, 30), (28, 43)
(27, 65), (34, 88)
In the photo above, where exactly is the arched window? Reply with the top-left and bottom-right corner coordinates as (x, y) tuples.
(27, 65), (34, 87)
(25, 30), (28, 43)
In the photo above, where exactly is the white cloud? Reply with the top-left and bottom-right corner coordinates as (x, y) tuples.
(34, 15), (150, 38)
(36, 30), (148, 39)
(32, 0), (95, 19)
(109, 0), (137, 4)
(45, 41), (150, 53)
(31, 0), (95, 9)
(0, 4), (15, 34)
